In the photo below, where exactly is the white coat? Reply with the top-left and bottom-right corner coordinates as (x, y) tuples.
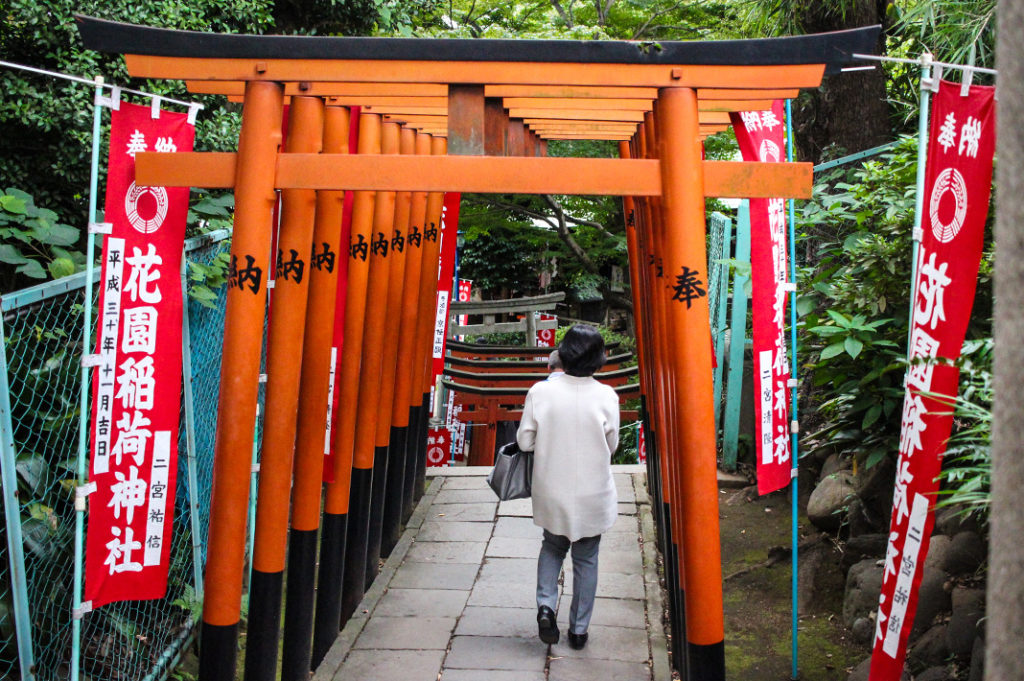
(516, 374), (620, 542)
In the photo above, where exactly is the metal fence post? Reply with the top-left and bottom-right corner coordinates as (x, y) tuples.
(0, 312), (36, 680)
(722, 202), (751, 471)
(709, 213), (733, 431)
(180, 252), (205, 598)
(72, 75), (107, 681)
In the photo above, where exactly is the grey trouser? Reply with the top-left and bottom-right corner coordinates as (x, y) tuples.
(536, 530), (601, 635)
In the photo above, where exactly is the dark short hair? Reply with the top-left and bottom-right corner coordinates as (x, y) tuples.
(557, 325), (606, 377)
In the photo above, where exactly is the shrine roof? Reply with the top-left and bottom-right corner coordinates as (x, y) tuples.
(76, 16), (878, 77)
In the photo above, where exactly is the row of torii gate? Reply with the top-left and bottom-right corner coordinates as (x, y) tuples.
(78, 16), (879, 681)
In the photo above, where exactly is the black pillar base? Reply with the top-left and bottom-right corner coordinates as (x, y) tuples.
(341, 467), (373, 623)
(312, 512), (348, 668)
(687, 640), (725, 681)
(199, 621), (239, 681)
(280, 528), (318, 681)
(382, 425), (408, 556)
(365, 444), (390, 586)
(402, 405), (420, 523)
(243, 570), (284, 681)
(414, 393), (429, 500)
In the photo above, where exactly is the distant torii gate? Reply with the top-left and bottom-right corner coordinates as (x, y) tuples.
(77, 16), (879, 681)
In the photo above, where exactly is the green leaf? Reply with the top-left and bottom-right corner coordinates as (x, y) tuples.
(0, 243), (29, 264)
(825, 309), (850, 327)
(796, 296), (815, 316)
(47, 257), (76, 279)
(820, 342), (847, 360)
(862, 404), (883, 429)
(0, 194), (27, 214)
(844, 336), (864, 358)
(16, 259), (47, 279)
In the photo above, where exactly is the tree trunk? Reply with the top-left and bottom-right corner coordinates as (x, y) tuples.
(988, 1), (1024, 678)
(791, 1), (892, 163)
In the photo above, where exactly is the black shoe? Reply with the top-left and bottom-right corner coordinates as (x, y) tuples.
(537, 606), (559, 644)
(568, 631), (588, 650)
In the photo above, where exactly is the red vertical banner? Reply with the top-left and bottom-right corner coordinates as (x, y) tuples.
(86, 102), (195, 607)
(870, 80), (995, 680)
(730, 101), (792, 495)
(536, 313), (556, 347)
(457, 278), (472, 340)
(323, 108), (360, 482)
(430, 193), (461, 391)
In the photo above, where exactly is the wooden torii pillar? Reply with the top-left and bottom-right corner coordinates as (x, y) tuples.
(77, 16), (879, 681)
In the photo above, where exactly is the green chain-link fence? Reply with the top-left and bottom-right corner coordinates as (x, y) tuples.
(0, 230), (235, 680)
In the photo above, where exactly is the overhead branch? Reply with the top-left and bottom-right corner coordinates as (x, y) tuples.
(550, 0), (574, 27)
(631, 0), (688, 39)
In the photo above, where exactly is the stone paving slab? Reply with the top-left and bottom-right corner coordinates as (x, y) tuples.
(551, 624), (650, 662)
(467, 580), (537, 607)
(331, 649), (445, 681)
(445, 635), (548, 671)
(498, 498), (534, 516)
(558, 596), (647, 629)
(427, 502), (498, 521)
(406, 540), (487, 564)
(353, 616), (456, 650)
(389, 561), (480, 590)
(441, 476), (493, 489)
(435, 487), (500, 504)
(442, 670), (546, 681)
(487, 536), (543, 558)
(607, 514), (640, 534)
(476, 557), (537, 584)
(548, 657), (652, 681)
(418, 520), (494, 542)
(454, 605), (539, 638)
(564, 570), (646, 599)
(373, 587), (470, 617)
(618, 502), (638, 515)
(495, 516), (544, 538)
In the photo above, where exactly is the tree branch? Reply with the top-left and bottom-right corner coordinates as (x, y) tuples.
(550, 0), (573, 27)
(631, 0), (687, 39)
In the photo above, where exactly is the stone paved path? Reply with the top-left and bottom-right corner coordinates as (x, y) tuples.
(313, 465), (669, 681)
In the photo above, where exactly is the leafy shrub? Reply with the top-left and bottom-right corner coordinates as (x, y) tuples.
(1, 187), (84, 289)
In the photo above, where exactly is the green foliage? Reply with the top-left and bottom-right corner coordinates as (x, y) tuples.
(797, 135), (992, 472)
(0, 187), (85, 290)
(935, 338), (992, 517)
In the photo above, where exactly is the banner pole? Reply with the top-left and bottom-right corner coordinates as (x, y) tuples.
(784, 99), (800, 681)
(71, 75), (106, 681)
(180, 251), (204, 598)
(909, 54), (934, 345)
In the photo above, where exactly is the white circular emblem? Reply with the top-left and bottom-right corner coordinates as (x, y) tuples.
(124, 182), (169, 235)
(427, 446), (446, 465)
(928, 168), (968, 244)
(758, 139), (780, 163)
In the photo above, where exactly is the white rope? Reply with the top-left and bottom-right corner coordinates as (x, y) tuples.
(0, 59), (205, 111)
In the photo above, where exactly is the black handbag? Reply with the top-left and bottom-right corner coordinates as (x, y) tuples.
(487, 441), (533, 501)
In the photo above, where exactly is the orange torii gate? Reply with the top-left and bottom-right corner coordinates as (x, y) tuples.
(77, 16), (878, 681)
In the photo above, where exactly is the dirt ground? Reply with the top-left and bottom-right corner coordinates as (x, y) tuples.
(716, 484), (863, 681)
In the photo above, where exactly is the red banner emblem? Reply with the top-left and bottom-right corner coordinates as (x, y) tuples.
(869, 80), (995, 680)
(86, 102), (194, 607)
(730, 101), (792, 495)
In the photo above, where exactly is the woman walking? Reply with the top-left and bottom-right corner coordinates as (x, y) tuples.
(517, 324), (620, 649)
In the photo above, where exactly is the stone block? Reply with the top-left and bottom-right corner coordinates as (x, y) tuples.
(406, 541), (486, 564)
(428, 503), (498, 522)
(548, 657), (651, 681)
(487, 536), (542, 558)
(353, 616), (456, 650)
(374, 588), (469, 617)
(444, 635), (547, 671)
(434, 488), (499, 504)
(332, 649), (444, 681)
(551, 623), (649, 662)
(390, 561), (480, 590)
(455, 606), (539, 639)
(418, 520), (494, 543)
